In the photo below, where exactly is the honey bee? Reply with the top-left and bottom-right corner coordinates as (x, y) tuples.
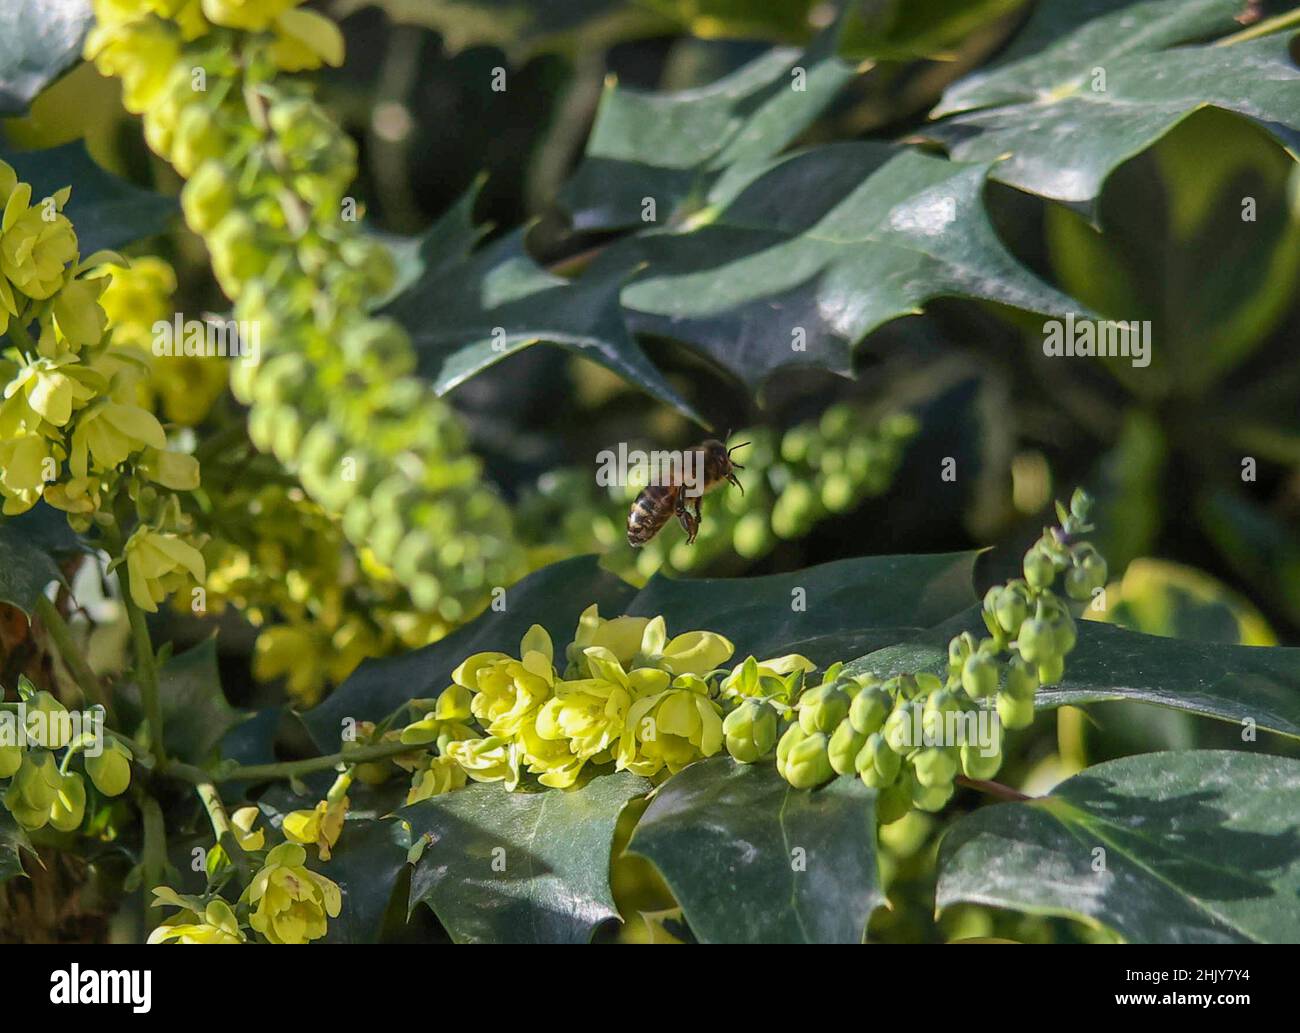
(626, 439), (748, 547)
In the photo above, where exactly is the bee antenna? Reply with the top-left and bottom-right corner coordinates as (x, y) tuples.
(727, 440), (751, 457)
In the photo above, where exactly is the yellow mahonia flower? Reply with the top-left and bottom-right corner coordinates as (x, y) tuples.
(123, 527), (206, 613)
(282, 795), (348, 862)
(148, 891), (246, 945)
(252, 623), (329, 706)
(49, 276), (110, 351)
(0, 432), (57, 514)
(6, 356), (97, 427)
(137, 447), (201, 491)
(406, 755), (467, 804)
(0, 179), (77, 299)
(84, 16), (184, 114)
(443, 736), (519, 789)
(718, 653), (816, 705)
(242, 843), (341, 945)
(230, 806), (265, 851)
(633, 616), (735, 677)
(201, 0), (300, 32)
(99, 258), (228, 426)
(617, 674), (725, 778)
(271, 8), (345, 71)
(565, 603), (651, 675)
(456, 624), (555, 740)
(98, 258), (174, 345)
(70, 399), (166, 472)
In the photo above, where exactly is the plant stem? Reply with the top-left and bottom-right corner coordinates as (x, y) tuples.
(122, 587), (166, 768)
(138, 793), (168, 928)
(956, 776), (1032, 802)
(196, 780), (251, 881)
(34, 595), (111, 714)
(1215, 6), (1300, 45)
(164, 739), (415, 786)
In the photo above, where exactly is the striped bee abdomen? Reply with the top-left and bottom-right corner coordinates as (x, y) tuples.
(627, 484), (679, 546)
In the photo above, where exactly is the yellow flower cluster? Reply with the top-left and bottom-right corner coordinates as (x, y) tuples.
(149, 838), (342, 945)
(98, 257), (227, 426)
(366, 605), (801, 800)
(85, 0), (343, 122)
(0, 161), (205, 615)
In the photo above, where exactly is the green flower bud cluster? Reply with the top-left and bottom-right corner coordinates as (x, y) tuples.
(0, 678), (133, 832)
(86, 3), (528, 633)
(726, 491), (1107, 825)
(517, 406), (917, 583)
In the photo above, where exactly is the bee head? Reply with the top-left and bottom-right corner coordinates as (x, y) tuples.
(702, 436), (749, 492)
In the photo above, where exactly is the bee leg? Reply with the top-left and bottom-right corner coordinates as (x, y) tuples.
(692, 496), (703, 536)
(676, 494), (699, 543)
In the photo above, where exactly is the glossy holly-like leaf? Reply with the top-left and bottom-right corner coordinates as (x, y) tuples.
(626, 549), (980, 663)
(116, 636), (247, 765)
(843, 609), (1300, 739)
(937, 750), (1300, 943)
(303, 550), (979, 750)
(933, 0), (1247, 118)
(0, 517), (64, 616)
(0, 140), (176, 254)
(403, 771), (651, 943)
(559, 18), (856, 232)
(629, 756), (882, 943)
(0, 808), (34, 887)
(0, 0), (91, 115)
(384, 223), (701, 421)
(601, 143), (1086, 392)
(927, 0), (1300, 207)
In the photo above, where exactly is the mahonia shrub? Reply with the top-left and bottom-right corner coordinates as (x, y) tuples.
(2, 0), (1299, 950)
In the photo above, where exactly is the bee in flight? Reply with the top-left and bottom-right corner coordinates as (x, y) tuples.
(627, 439), (748, 547)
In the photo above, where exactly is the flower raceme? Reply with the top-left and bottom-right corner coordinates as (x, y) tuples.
(362, 493), (1106, 830)
(0, 159), (205, 618)
(85, 0), (529, 642)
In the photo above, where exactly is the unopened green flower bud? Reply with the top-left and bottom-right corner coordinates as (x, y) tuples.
(909, 770), (955, 813)
(849, 685), (891, 735)
(48, 772), (87, 832)
(855, 732), (901, 787)
(994, 584), (1031, 636)
(961, 651), (999, 700)
(181, 160), (236, 233)
(960, 742), (1003, 781)
(782, 732), (834, 789)
(1053, 612), (1077, 656)
(771, 481), (819, 539)
(1016, 616), (1056, 665)
(26, 691), (72, 749)
(913, 746), (957, 788)
(996, 691), (1035, 730)
(828, 718), (867, 775)
(883, 704), (917, 754)
(776, 722), (807, 768)
(798, 684), (850, 735)
(86, 741), (132, 797)
(0, 741), (21, 778)
(1004, 656), (1039, 701)
(1037, 655), (1066, 686)
(876, 781), (911, 824)
(732, 511), (774, 558)
(723, 700), (779, 764)
(1023, 546), (1055, 589)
